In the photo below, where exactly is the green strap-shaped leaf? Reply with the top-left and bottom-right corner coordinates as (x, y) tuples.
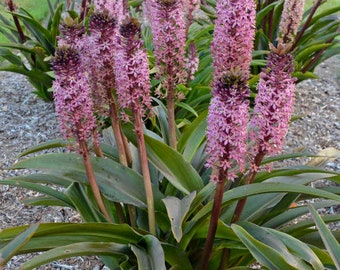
(0, 223), (142, 251)
(0, 178), (72, 206)
(19, 139), (68, 157)
(11, 153), (164, 208)
(308, 204), (340, 269)
(20, 242), (130, 270)
(241, 222), (323, 270)
(0, 48), (23, 65)
(144, 135), (204, 194)
(131, 235), (166, 270)
(231, 224), (298, 270)
(263, 199), (339, 228)
(0, 224), (39, 268)
(49, 3), (63, 45)
(195, 183), (340, 225)
(181, 183), (340, 249)
(66, 182), (105, 222)
(163, 192), (196, 242)
(0, 65), (53, 86)
(295, 43), (332, 63)
(178, 110), (207, 162)
(161, 243), (193, 270)
(268, 229), (324, 270)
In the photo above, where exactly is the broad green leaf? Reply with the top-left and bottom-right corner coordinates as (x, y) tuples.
(21, 242), (129, 270)
(49, 3), (63, 45)
(65, 182), (105, 222)
(0, 223), (143, 251)
(181, 183), (340, 249)
(163, 192), (196, 242)
(299, 231), (340, 250)
(269, 238), (323, 270)
(295, 43), (332, 63)
(0, 65), (53, 86)
(256, 2), (278, 25)
(177, 110), (207, 161)
(0, 48), (23, 65)
(309, 7), (340, 26)
(13, 11), (54, 53)
(293, 71), (318, 80)
(0, 178), (72, 206)
(19, 139), (68, 157)
(255, 166), (338, 183)
(242, 222), (324, 270)
(225, 193), (286, 223)
(23, 197), (70, 207)
(193, 219), (238, 242)
(310, 246), (337, 270)
(144, 135), (204, 194)
(3, 174), (72, 187)
(196, 183), (340, 224)
(0, 224), (38, 267)
(308, 204), (340, 269)
(11, 153), (164, 208)
(0, 42), (36, 53)
(131, 235), (166, 270)
(231, 224), (298, 270)
(162, 243), (193, 270)
(282, 214), (340, 235)
(263, 199), (339, 228)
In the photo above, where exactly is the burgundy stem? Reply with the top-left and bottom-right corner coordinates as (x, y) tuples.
(201, 168), (228, 270)
(231, 152), (266, 223)
(133, 109), (156, 234)
(79, 140), (112, 222)
(6, 0), (26, 43)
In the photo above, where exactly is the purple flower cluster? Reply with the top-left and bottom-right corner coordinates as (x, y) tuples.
(85, 11), (117, 117)
(186, 42), (199, 80)
(206, 76), (250, 181)
(211, 0), (256, 80)
(206, 0), (255, 181)
(94, 0), (125, 22)
(249, 45), (296, 157)
(279, 0), (305, 44)
(57, 18), (85, 49)
(51, 47), (99, 155)
(147, 0), (187, 91)
(114, 17), (152, 119)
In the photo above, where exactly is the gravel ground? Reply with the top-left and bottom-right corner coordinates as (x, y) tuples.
(0, 55), (339, 269)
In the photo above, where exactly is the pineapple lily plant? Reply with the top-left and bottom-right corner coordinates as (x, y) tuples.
(0, 0), (340, 269)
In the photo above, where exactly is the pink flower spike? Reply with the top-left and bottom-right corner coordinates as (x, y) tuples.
(51, 46), (99, 155)
(206, 0), (256, 182)
(211, 0), (256, 81)
(114, 17), (152, 119)
(147, 0), (187, 92)
(94, 0), (126, 22)
(279, 0), (305, 44)
(206, 75), (250, 182)
(84, 11), (117, 117)
(249, 49), (296, 159)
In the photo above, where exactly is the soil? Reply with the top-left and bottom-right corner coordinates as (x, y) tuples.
(0, 55), (339, 269)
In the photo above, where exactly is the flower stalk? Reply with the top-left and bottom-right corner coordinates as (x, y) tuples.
(201, 169), (228, 270)
(115, 17), (156, 234)
(52, 46), (111, 222)
(202, 0), (256, 267)
(148, 0), (187, 149)
(79, 140), (112, 222)
(3, 0), (25, 43)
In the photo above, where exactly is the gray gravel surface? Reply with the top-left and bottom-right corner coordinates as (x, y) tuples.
(0, 55), (339, 269)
